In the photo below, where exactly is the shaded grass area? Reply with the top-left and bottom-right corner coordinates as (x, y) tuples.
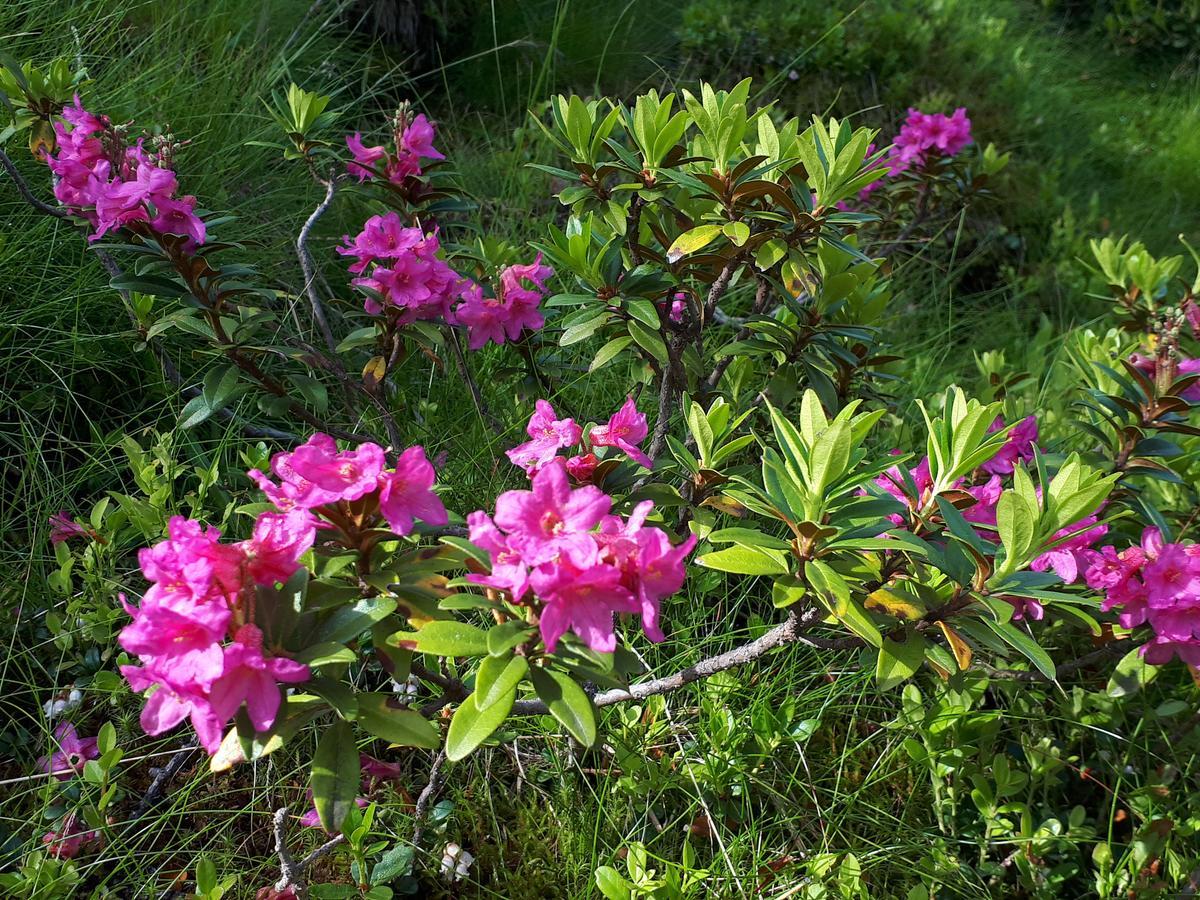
(1, 0), (1198, 896)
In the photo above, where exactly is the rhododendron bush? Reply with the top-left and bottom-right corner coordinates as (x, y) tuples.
(4, 50), (1200, 897)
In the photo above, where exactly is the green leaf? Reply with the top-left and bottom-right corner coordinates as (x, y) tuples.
(529, 666), (596, 746)
(627, 319), (669, 365)
(391, 620), (489, 657)
(588, 335), (634, 372)
(624, 297), (661, 329)
(313, 597), (397, 645)
(488, 620), (536, 656)
(722, 221), (750, 246)
(595, 865), (633, 900)
(356, 693), (441, 748)
(981, 618), (1056, 680)
(445, 688), (515, 761)
(293, 642), (357, 668)
(97, 722), (116, 756)
(875, 631), (926, 690)
(1107, 646), (1159, 698)
(178, 395), (216, 429)
(667, 224), (722, 262)
(696, 544), (791, 575)
(311, 719), (360, 833)
(475, 654), (529, 708)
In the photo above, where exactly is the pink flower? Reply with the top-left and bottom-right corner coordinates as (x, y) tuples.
(1186, 300), (1200, 340)
(466, 511), (530, 601)
(871, 455), (946, 527)
(121, 664), (224, 753)
(1129, 353), (1200, 402)
(1140, 635), (1200, 666)
(208, 625), (309, 733)
(42, 813), (103, 859)
(1001, 595), (1044, 622)
(1031, 516), (1108, 584)
(470, 473), (694, 652)
(533, 561), (637, 653)
(346, 133), (388, 181)
(891, 107), (972, 169)
(455, 286), (510, 350)
(149, 194), (207, 250)
(1084, 528), (1200, 665)
(455, 256), (552, 349)
(378, 446), (448, 536)
(118, 595), (228, 693)
(565, 452), (599, 483)
(400, 114), (444, 162)
(49, 510), (88, 545)
(37, 722), (100, 781)
(250, 434), (348, 511)
(239, 510), (317, 586)
(287, 439), (386, 503)
(506, 400), (583, 474)
(982, 415), (1039, 475)
(633, 527), (698, 642)
(493, 461), (611, 565)
(589, 397), (652, 469)
(962, 475), (1003, 529)
(337, 212), (422, 274)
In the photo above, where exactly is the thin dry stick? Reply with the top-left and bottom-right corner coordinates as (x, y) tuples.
(272, 806), (346, 898)
(510, 608), (821, 716)
(296, 174), (341, 356)
(0, 147), (68, 218)
(410, 749), (448, 851)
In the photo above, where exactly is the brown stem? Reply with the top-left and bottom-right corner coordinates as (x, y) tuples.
(446, 326), (501, 434)
(626, 194), (645, 266)
(705, 273), (771, 391)
(0, 148), (69, 218)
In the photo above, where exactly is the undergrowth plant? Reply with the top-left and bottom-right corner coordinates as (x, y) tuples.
(2, 43), (1199, 900)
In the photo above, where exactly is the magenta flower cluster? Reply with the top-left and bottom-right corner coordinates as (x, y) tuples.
(346, 113), (444, 184)
(1085, 528), (1200, 665)
(339, 212), (553, 347)
(45, 96), (206, 250)
(506, 397), (653, 478)
(467, 460), (696, 654)
(873, 415), (1108, 621)
(856, 107), (973, 201)
(455, 255), (554, 350)
(121, 434), (447, 754)
(338, 212), (467, 321)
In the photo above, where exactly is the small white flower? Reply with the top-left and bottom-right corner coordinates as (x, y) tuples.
(439, 842), (475, 882)
(43, 689), (83, 720)
(392, 675), (420, 698)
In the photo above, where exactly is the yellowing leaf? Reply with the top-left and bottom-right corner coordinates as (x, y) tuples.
(865, 587), (927, 620)
(936, 621), (973, 671)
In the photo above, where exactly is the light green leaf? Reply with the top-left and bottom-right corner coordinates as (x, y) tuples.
(529, 666), (596, 746)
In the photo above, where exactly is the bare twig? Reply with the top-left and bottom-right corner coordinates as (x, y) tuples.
(511, 608), (822, 716)
(0, 147), (68, 218)
(296, 174), (342, 356)
(410, 750), (448, 851)
(271, 806), (346, 898)
(132, 739), (198, 818)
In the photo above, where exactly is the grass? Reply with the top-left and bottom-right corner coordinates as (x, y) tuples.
(1, 0), (1199, 897)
